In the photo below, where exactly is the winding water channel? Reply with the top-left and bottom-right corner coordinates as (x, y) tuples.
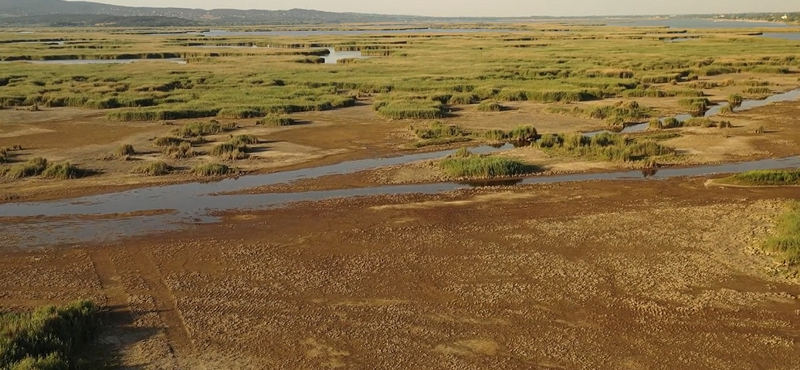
(2, 89), (800, 247)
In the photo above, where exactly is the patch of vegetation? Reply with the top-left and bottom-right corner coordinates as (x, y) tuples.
(4, 157), (48, 179)
(763, 201), (800, 273)
(132, 161), (172, 176)
(439, 149), (534, 178)
(40, 162), (91, 179)
(0, 300), (100, 370)
(172, 120), (237, 138)
(678, 97), (711, 114)
(448, 93), (478, 105)
(481, 125), (538, 142)
(0, 148), (7, 163)
(374, 100), (446, 119)
(547, 101), (650, 127)
(477, 100), (504, 112)
(537, 132), (675, 162)
(191, 163), (238, 177)
(153, 136), (188, 147)
(114, 144), (136, 157)
(728, 93), (744, 107)
(210, 142), (249, 160)
(229, 135), (259, 146)
(722, 170), (800, 186)
(163, 142), (196, 159)
(744, 87), (772, 95)
(256, 115), (295, 126)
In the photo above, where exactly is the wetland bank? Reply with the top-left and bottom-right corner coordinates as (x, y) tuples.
(2, 17), (800, 370)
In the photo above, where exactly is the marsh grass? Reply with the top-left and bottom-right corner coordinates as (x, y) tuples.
(440, 149), (534, 178)
(723, 170), (800, 186)
(547, 101), (649, 126)
(678, 98), (711, 114)
(374, 100), (446, 119)
(764, 201), (800, 272)
(477, 100), (503, 112)
(4, 157), (48, 179)
(163, 142), (196, 159)
(132, 161), (172, 176)
(538, 132), (674, 162)
(191, 163), (238, 177)
(115, 144), (136, 157)
(211, 142), (249, 160)
(40, 162), (91, 179)
(229, 134), (259, 146)
(256, 115), (295, 126)
(173, 120), (237, 138)
(0, 148), (8, 163)
(0, 300), (100, 370)
(154, 136), (188, 147)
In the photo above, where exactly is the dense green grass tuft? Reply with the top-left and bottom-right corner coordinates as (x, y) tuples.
(0, 300), (100, 370)
(764, 201), (800, 272)
(132, 161), (172, 176)
(191, 163), (237, 177)
(210, 142), (249, 160)
(256, 115), (295, 126)
(477, 100), (503, 112)
(40, 162), (91, 179)
(163, 142), (196, 159)
(4, 157), (48, 179)
(374, 100), (446, 119)
(537, 132), (674, 162)
(173, 120), (237, 138)
(723, 170), (800, 186)
(440, 150), (534, 178)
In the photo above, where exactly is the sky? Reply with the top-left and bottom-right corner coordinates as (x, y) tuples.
(66, 0), (800, 17)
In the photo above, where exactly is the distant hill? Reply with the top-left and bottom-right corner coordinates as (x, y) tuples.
(0, 14), (201, 27)
(0, 0), (436, 26)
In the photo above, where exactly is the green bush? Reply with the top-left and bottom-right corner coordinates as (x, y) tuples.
(682, 117), (714, 127)
(132, 161), (172, 176)
(0, 300), (99, 370)
(537, 132), (674, 162)
(727, 94), (743, 107)
(414, 121), (467, 140)
(648, 118), (663, 130)
(256, 115), (295, 126)
(210, 142), (249, 160)
(229, 135), (259, 146)
(477, 100), (503, 112)
(191, 163), (237, 177)
(678, 98), (711, 114)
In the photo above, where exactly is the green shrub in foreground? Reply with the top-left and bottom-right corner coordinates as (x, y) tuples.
(40, 163), (89, 180)
(210, 142), (249, 160)
(0, 300), (99, 369)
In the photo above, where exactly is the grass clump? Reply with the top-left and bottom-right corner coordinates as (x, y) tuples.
(210, 142), (249, 160)
(40, 162), (90, 179)
(678, 98), (711, 114)
(763, 201), (800, 272)
(374, 100), (446, 119)
(448, 93), (478, 105)
(744, 87), (772, 95)
(477, 100), (503, 112)
(191, 163), (237, 177)
(682, 117), (715, 128)
(410, 121), (472, 147)
(0, 300), (100, 370)
(257, 115), (295, 126)
(728, 94), (744, 107)
(4, 157), (48, 179)
(229, 135), (259, 146)
(114, 144), (136, 157)
(163, 142), (196, 159)
(548, 101), (650, 127)
(538, 132), (674, 162)
(440, 149), (533, 178)
(723, 170), (800, 186)
(0, 148), (7, 163)
(153, 137), (187, 147)
(173, 120), (236, 138)
(132, 161), (172, 176)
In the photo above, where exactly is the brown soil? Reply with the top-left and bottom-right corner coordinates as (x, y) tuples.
(1, 178), (799, 369)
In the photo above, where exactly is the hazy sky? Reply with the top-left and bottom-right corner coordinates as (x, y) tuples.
(67, 0), (800, 17)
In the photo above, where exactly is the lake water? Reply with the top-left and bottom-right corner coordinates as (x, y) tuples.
(607, 19), (791, 29)
(761, 33), (800, 41)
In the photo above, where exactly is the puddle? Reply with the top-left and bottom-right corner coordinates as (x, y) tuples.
(584, 87), (800, 137)
(322, 48), (370, 64)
